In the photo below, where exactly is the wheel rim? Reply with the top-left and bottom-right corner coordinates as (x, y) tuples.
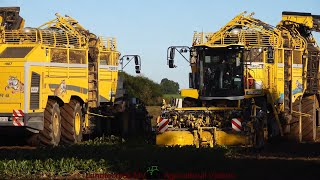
(52, 113), (60, 138)
(75, 112), (81, 135)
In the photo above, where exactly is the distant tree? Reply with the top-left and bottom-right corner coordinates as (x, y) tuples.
(119, 72), (163, 105)
(160, 78), (180, 94)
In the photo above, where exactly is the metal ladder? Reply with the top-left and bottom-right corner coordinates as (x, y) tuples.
(306, 44), (319, 94)
(88, 51), (99, 108)
(283, 33), (293, 133)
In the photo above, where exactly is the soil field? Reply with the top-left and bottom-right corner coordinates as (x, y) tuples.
(0, 136), (319, 180)
(0, 107), (319, 179)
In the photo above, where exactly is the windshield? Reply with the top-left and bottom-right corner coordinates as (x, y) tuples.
(200, 47), (244, 98)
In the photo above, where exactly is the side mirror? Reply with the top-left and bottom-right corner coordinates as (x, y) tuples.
(134, 56), (139, 65)
(134, 55), (141, 73)
(135, 65), (140, 74)
(169, 59), (175, 68)
(169, 47), (175, 60)
(167, 46), (190, 68)
(168, 47), (175, 68)
(119, 55), (141, 73)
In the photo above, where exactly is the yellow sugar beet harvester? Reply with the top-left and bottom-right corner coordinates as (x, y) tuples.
(157, 11), (320, 148)
(0, 7), (142, 146)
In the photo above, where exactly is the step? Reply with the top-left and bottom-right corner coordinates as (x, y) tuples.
(88, 99), (98, 102)
(316, 126), (320, 142)
(89, 71), (97, 75)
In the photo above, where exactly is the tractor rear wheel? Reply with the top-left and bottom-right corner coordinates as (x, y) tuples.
(28, 99), (61, 146)
(120, 111), (129, 136)
(253, 118), (265, 149)
(301, 95), (317, 141)
(61, 100), (83, 144)
(289, 99), (301, 141)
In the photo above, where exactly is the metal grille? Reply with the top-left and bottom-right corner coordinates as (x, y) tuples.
(306, 51), (319, 94)
(193, 30), (279, 47)
(3, 29), (82, 48)
(30, 72), (40, 110)
(4, 29), (38, 43)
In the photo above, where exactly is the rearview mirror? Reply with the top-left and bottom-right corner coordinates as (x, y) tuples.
(167, 46), (190, 68)
(119, 55), (141, 73)
(134, 56), (139, 65)
(169, 59), (174, 68)
(169, 47), (175, 60)
(135, 65), (140, 74)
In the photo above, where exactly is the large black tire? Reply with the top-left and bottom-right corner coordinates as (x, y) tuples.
(28, 99), (61, 146)
(130, 111), (137, 135)
(92, 116), (106, 137)
(120, 111), (129, 136)
(253, 117), (265, 149)
(253, 97), (268, 149)
(266, 103), (281, 140)
(301, 95), (317, 142)
(289, 99), (301, 141)
(60, 100), (83, 144)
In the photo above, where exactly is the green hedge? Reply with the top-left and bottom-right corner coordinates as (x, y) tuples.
(119, 72), (163, 106)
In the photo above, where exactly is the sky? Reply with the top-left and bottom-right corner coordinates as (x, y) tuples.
(1, 0), (320, 89)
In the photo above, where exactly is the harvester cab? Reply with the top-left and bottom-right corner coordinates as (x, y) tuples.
(168, 44), (246, 99)
(191, 45), (245, 99)
(159, 44), (255, 148)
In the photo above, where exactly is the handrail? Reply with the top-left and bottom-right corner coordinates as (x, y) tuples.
(3, 29), (84, 48)
(99, 36), (117, 51)
(192, 12), (306, 50)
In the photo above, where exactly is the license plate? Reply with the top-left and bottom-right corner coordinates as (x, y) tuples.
(0, 117), (8, 122)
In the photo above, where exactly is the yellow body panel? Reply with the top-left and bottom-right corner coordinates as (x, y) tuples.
(99, 66), (118, 103)
(0, 64), (24, 107)
(215, 131), (250, 146)
(156, 130), (251, 147)
(180, 89), (198, 99)
(156, 131), (195, 146)
(175, 107), (241, 111)
(0, 43), (90, 114)
(98, 47), (120, 103)
(282, 14), (313, 29)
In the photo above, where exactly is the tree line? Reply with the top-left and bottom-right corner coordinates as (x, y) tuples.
(119, 72), (179, 106)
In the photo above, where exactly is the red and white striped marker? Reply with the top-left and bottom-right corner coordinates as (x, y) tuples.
(12, 110), (24, 126)
(158, 118), (169, 133)
(231, 118), (241, 132)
